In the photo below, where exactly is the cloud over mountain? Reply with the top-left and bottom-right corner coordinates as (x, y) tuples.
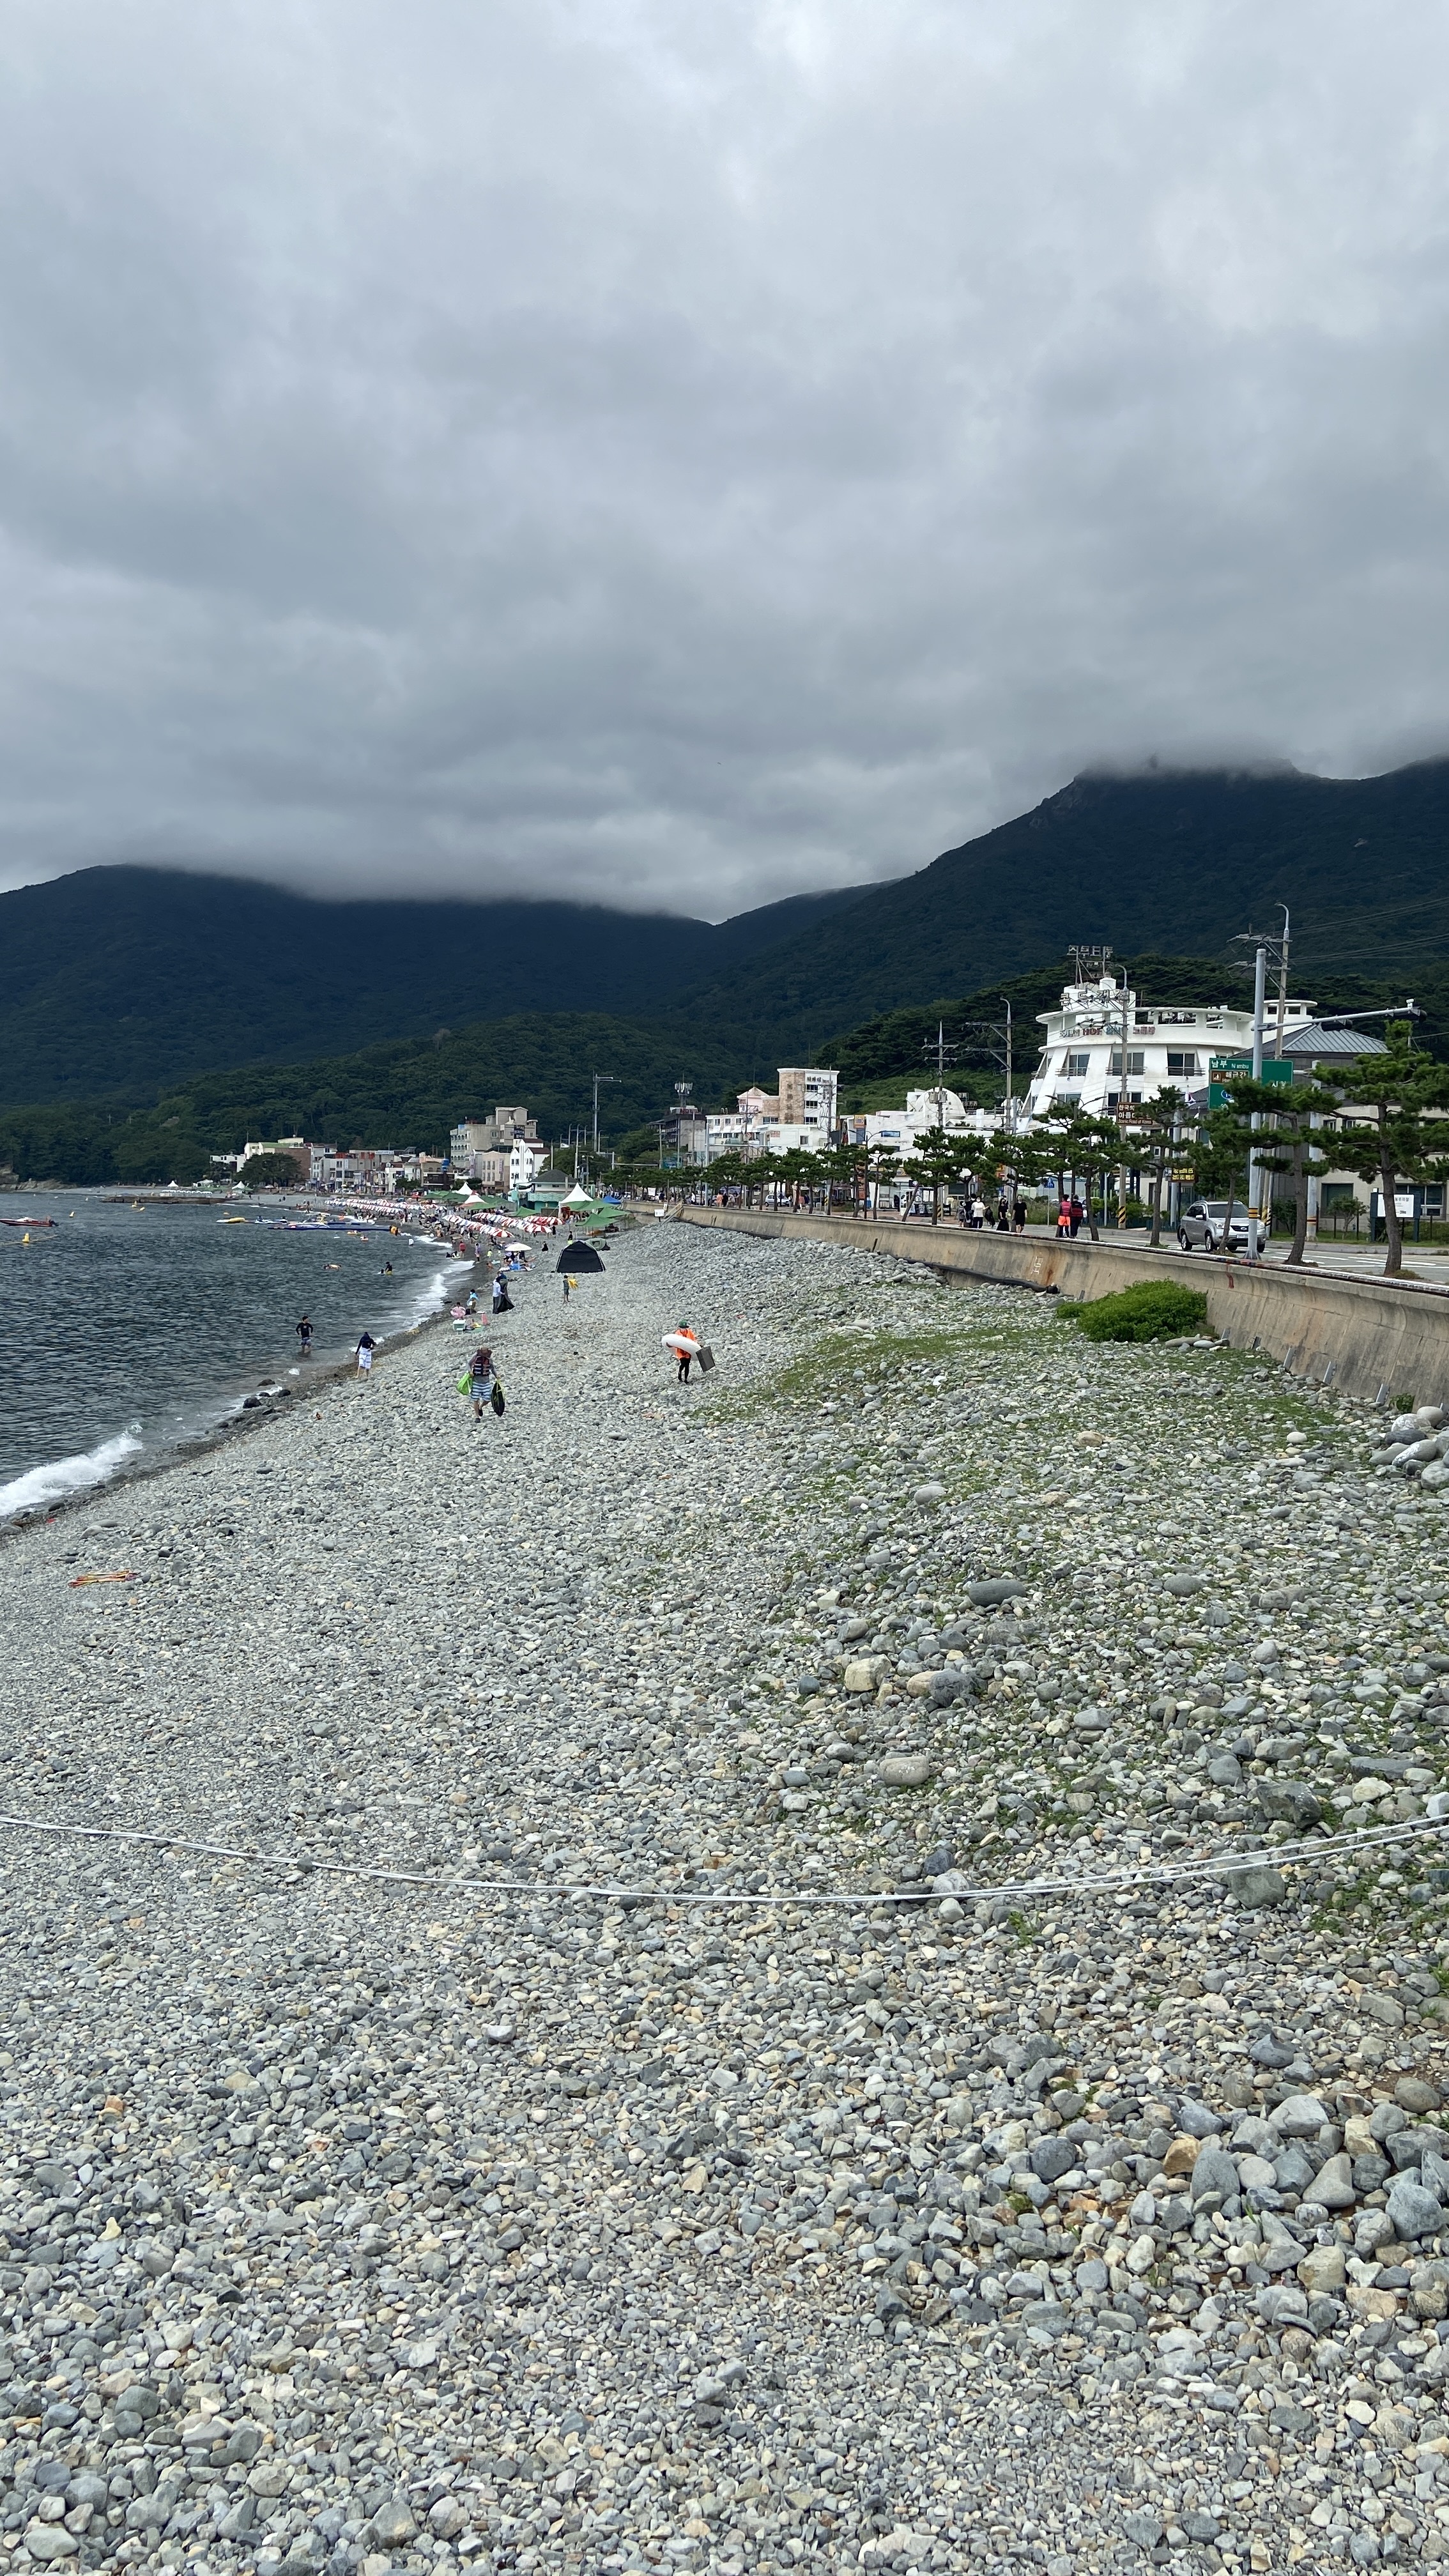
(1, 0), (1446, 910)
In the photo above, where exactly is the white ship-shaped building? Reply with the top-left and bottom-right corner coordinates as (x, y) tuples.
(1022, 976), (1319, 1122)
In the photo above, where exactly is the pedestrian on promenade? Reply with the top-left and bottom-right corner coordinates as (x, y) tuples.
(970, 1195), (986, 1229)
(296, 1315), (313, 1356)
(1068, 1196), (1084, 1238)
(1013, 1197), (1027, 1232)
(356, 1331), (376, 1378)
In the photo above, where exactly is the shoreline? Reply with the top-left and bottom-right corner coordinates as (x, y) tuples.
(0, 1264), (475, 1540)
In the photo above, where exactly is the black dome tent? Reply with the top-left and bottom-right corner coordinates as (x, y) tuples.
(557, 1241), (605, 1273)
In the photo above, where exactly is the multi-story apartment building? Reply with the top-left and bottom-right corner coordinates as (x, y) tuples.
(699, 1068), (840, 1163)
(450, 1106), (542, 1177)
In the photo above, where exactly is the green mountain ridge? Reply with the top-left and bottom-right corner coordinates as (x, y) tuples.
(684, 758), (1449, 1052)
(0, 1008), (761, 1186)
(5, 754), (1449, 1183)
(8, 753), (1449, 1111)
(0, 866), (866, 1103)
(4, 949), (1441, 1188)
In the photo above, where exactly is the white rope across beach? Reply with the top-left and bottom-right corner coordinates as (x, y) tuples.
(0, 1805), (1443, 1910)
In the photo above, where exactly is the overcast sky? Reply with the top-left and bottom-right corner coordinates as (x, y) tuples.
(1, 1), (1446, 918)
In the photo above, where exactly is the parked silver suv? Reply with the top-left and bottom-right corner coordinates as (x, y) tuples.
(1178, 1198), (1266, 1254)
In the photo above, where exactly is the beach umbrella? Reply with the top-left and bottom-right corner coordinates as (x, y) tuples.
(558, 1241), (605, 1273)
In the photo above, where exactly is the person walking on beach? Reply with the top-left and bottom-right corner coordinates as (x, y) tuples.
(468, 1345), (499, 1420)
(666, 1321), (700, 1384)
(355, 1331), (376, 1379)
(562, 1271), (572, 1303)
(296, 1315), (313, 1356)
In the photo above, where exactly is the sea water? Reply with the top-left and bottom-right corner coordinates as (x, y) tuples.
(0, 1194), (474, 1515)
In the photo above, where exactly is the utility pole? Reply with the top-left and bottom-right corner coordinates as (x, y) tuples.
(1234, 922), (1290, 1259)
(591, 1071), (619, 1154)
(1271, 905), (1291, 1059)
(955, 1004), (1016, 1126)
(1246, 940), (1267, 1255)
(671, 1080), (693, 1181)
(921, 1022), (956, 1128)
(1115, 969), (1134, 1226)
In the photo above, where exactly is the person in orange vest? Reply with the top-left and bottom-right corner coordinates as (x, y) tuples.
(664, 1322), (701, 1383)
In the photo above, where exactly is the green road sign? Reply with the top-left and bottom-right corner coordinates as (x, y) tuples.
(1208, 1054), (1294, 1109)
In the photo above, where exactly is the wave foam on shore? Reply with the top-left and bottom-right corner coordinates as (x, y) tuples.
(0, 1420), (144, 1517)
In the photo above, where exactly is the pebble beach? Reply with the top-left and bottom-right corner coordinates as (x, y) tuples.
(2, 1216), (1449, 2576)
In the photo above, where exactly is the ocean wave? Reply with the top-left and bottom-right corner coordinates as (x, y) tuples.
(0, 1421), (145, 1517)
(399, 1259), (473, 1332)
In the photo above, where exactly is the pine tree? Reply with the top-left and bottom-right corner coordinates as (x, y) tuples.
(1036, 1107), (1125, 1241)
(1123, 1085), (1188, 1247)
(1317, 1023), (1449, 1276)
(1216, 1074), (1338, 1266)
(900, 1124), (973, 1224)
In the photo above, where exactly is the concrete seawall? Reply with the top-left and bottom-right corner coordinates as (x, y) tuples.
(676, 1204), (1449, 1406)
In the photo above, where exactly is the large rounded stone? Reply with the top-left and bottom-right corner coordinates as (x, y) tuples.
(1274, 2094), (1330, 2137)
(1298, 2242), (1347, 2294)
(1313, 2152), (1358, 2210)
(879, 1753), (932, 1789)
(1224, 1863), (1288, 1909)
(1029, 2136), (1076, 2184)
(1190, 2145), (1239, 2202)
(1386, 2175), (1443, 2241)
(1255, 1779), (1322, 1830)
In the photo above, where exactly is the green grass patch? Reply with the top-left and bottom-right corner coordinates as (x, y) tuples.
(1061, 1281), (1209, 1344)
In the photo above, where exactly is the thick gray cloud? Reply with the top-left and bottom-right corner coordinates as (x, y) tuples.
(1, 0), (1446, 914)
